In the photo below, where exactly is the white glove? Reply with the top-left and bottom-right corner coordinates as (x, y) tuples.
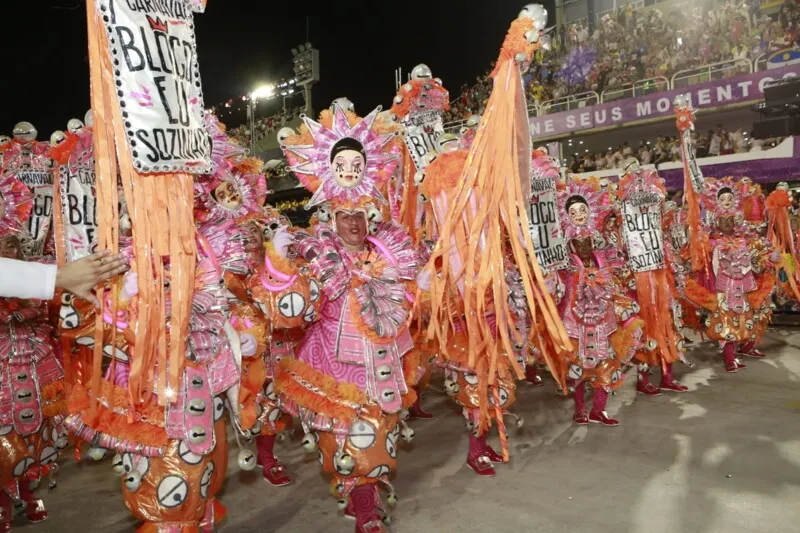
(121, 271), (138, 300)
(271, 227), (293, 258)
(239, 333), (258, 357)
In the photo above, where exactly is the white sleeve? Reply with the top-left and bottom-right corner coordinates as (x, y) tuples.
(0, 258), (57, 300)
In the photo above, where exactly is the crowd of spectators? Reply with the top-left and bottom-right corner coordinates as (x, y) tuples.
(445, 0), (800, 123)
(225, 107), (304, 149)
(566, 126), (786, 172)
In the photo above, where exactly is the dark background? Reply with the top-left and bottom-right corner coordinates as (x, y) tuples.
(1, 0), (553, 137)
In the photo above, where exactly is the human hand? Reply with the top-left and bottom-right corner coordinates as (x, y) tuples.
(56, 250), (128, 307)
(239, 333), (258, 357)
(271, 227), (293, 258)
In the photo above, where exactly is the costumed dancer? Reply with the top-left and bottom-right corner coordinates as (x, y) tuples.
(0, 173), (66, 532)
(422, 5), (570, 475)
(682, 177), (780, 373)
(523, 150), (569, 388)
(617, 162), (689, 394)
(250, 104), (417, 533)
(197, 113), (296, 487)
(557, 176), (648, 426)
(765, 182), (800, 310)
(64, 1), (240, 531)
(388, 63), (451, 420)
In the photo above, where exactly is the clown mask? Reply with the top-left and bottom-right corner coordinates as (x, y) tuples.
(568, 200), (590, 227)
(213, 181), (242, 210)
(330, 138), (366, 189)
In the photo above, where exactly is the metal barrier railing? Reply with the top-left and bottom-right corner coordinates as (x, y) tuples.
(539, 91), (600, 115)
(600, 76), (669, 102)
(754, 52), (769, 71)
(671, 59), (753, 89)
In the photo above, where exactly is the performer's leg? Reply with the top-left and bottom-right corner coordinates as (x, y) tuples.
(737, 339), (766, 358)
(573, 381), (589, 424)
(407, 386), (434, 420)
(465, 431), (495, 477)
(0, 490), (12, 533)
(723, 341), (745, 372)
(589, 388), (619, 427)
(352, 484), (385, 533)
(660, 363), (689, 392)
(525, 364), (544, 386)
(636, 363), (662, 396)
(256, 434), (292, 487)
(18, 481), (47, 524)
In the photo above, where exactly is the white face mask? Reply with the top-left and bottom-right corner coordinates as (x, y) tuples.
(568, 202), (589, 226)
(331, 149), (365, 189)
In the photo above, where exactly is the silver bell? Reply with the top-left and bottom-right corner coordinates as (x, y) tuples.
(124, 471), (142, 492)
(411, 64), (433, 80)
(237, 448), (257, 471)
(88, 447), (107, 462)
(112, 454), (125, 475)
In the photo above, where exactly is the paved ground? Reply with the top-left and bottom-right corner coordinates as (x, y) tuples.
(17, 328), (800, 533)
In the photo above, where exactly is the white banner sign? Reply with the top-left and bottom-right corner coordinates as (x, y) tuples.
(528, 177), (567, 271)
(402, 110), (444, 172)
(98, 0), (212, 174)
(622, 191), (665, 272)
(16, 169), (54, 260)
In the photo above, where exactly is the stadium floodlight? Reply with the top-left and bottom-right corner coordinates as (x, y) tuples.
(251, 84), (276, 100)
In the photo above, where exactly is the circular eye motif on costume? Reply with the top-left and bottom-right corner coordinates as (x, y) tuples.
(267, 408), (282, 422)
(200, 462), (215, 499)
(303, 305), (316, 323)
(611, 370), (623, 383)
(112, 454), (125, 474)
(278, 292), (306, 318)
(386, 425), (400, 459)
(497, 388), (510, 406)
(463, 373), (479, 385)
(365, 464), (391, 478)
(348, 421), (377, 450)
(13, 457), (35, 477)
(567, 365), (583, 380)
(178, 441), (203, 465)
(39, 446), (58, 466)
(213, 396), (225, 422)
(157, 475), (189, 508)
(0, 425), (13, 436)
(309, 280), (320, 302)
(318, 450), (324, 466)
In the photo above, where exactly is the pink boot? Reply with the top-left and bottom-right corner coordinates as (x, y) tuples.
(723, 342), (746, 373)
(589, 388), (619, 426)
(660, 363), (688, 392)
(255, 434), (292, 487)
(525, 365), (544, 386)
(352, 484), (385, 533)
(407, 387), (434, 420)
(465, 433), (495, 477)
(573, 382), (589, 424)
(636, 365), (662, 396)
(738, 340), (766, 359)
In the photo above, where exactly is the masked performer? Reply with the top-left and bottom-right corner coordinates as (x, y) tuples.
(765, 183), (800, 311)
(389, 63), (450, 420)
(250, 104), (416, 533)
(0, 173), (66, 533)
(558, 176), (647, 426)
(617, 164), (689, 394)
(196, 114), (297, 487)
(422, 4), (570, 476)
(683, 177), (780, 373)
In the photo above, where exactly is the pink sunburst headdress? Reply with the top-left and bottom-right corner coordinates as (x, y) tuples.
(282, 106), (400, 210)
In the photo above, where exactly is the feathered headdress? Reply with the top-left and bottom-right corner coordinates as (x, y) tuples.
(281, 106), (400, 210)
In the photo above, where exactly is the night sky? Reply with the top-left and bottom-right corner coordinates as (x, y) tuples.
(2, 0), (554, 138)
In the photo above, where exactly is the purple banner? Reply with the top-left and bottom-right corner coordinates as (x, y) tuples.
(530, 65), (800, 138)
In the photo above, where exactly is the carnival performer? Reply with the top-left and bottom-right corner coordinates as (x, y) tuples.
(64, 1), (240, 530)
(557, 176), (648, 426)
(197, 113), (297, 487)
(250, 104), (417, 533)
(617, 162), (689, 395)
(422, 4), (570, 475)
(0, 172), (65, 532)
(765, 182), (800, 310)
(388, 63), (451, 420)
(683, 177), (780, 373)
